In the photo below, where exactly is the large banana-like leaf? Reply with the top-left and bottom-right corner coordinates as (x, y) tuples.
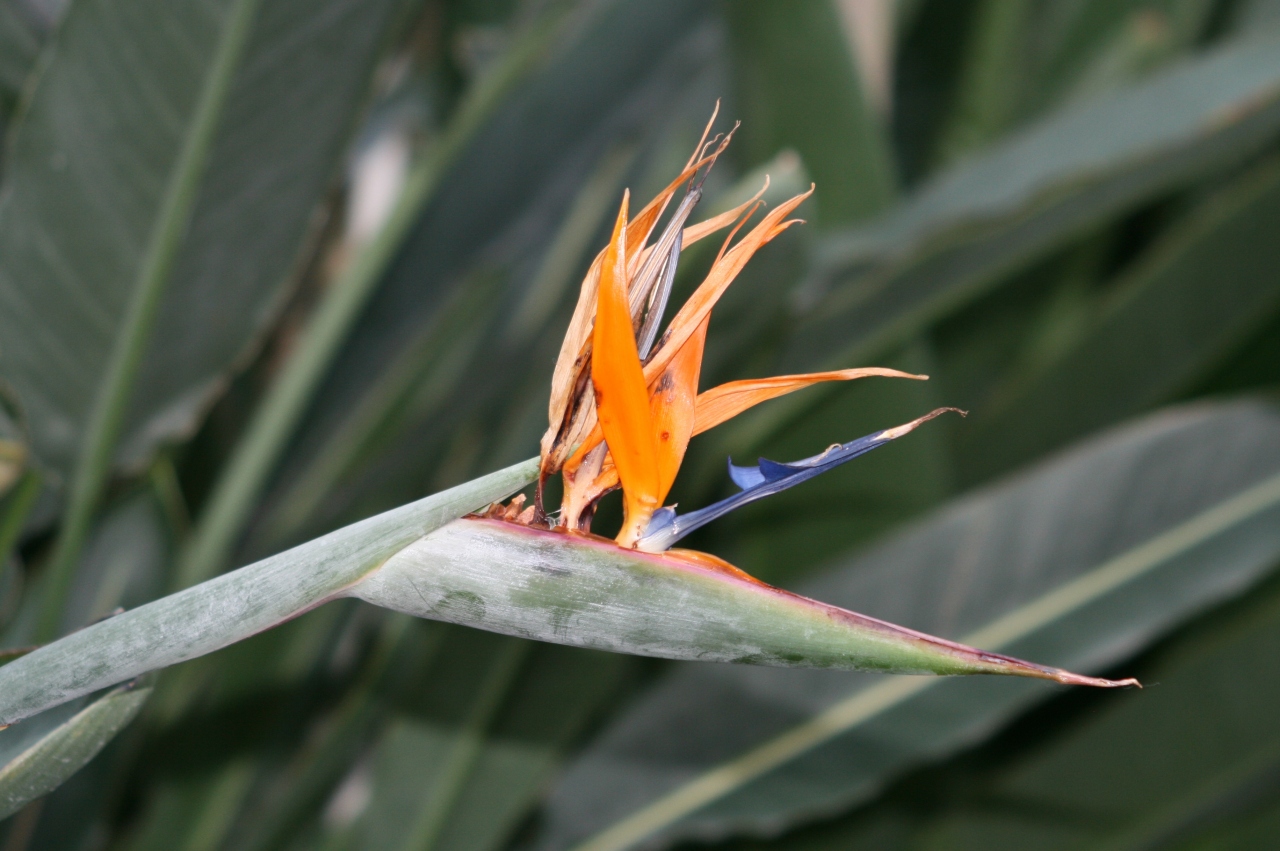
(763, 568), (1280, 849)
(252, 0), (720, 547)
(0, 0), (403, 481)
(527, 399), (1280, 851)
(939, 0), (1214, 164)
(959, 155), (1280, 480)
(0, 682), (151, 820)
(781, 33), (1280, 375)
(726, 0), (896, 223)
(337, 637), (628, 851)
(0, 0), (49, 111)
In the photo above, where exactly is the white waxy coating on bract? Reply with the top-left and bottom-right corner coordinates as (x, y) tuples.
(350, 517), (1130, 684)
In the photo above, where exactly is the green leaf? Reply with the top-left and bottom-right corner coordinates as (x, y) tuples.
(349, 643), (627, 851)
(0, 682), (151, 820)
(0, 0), (408, 639)
(784, 33), (1280, 376)
(0, 0), (46, 109)
(3, 484), (169, 647)
(173, 0), (582, 588)
(528, 400), (1280, 851)
(959, 154), (1280, 481)
(251, 0), (720, 545)
(934, 0), (1034, 163)
(726, 0), (897, 223)
(763, 571), (1280, 850)
(0, 0), (404, 479)
(0, 457), (537, 727)
(0, 439), (24, 500)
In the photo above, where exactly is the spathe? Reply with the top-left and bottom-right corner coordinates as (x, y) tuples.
(352, 517), (1137, 687)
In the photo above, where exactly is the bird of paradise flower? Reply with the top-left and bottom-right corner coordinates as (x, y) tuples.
(473, 109), (1137, 689)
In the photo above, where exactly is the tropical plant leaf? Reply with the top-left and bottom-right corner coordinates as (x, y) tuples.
(49, 489), (169, 639)
(0, 429), (1131, 739)
(958, 154), (1280, 481)
(0, 0), (47, 110)
(334, 633), (629, 851)
(250, 0), (721, 548)
(781, 33), (1280, 376)
(0, 457), (537, 726)
(939, 0), (1216, 164)
(747, 570), (1280, 850)
(0, 0), (404, 481)
(0, 681), (151, 820)
(2, 483), (170, 649)
(725, 0), (897, 223)
(115, 600), (361, 851)
(526, 399), (1280, 851)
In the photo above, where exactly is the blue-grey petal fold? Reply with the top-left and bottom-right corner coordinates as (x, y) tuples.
(637, 408), (961, 552)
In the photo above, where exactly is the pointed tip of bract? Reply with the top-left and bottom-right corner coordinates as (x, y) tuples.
(1048, 670), (1142, 688)
(968, 646), (1141, 687)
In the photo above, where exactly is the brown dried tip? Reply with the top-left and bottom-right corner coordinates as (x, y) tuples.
(503, 494), (527, 521)
(472, 494), (553, 528)
(1049, 671), (1142, 688)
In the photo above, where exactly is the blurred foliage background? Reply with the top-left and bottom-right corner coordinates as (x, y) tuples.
(4, 0), (1280, 848)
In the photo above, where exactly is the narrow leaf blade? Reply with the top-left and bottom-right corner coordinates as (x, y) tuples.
(0, 458), (537, 726)
(0, 682), (151, 820)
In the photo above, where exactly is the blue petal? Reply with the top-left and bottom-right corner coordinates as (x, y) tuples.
(758, 458), (806, 481)
(636, 408), (960, 553)
(729, 444), (837, 490)
(727, 459), (764, 490)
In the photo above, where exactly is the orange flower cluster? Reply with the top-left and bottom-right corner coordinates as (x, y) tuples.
(537, 109), (923, 548)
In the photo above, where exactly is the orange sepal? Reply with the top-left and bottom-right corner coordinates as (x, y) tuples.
(662, 548), (767, 585)
(591, 192), (660, 546)
(693, 368), (928, 435)
(643, 187), (814, 385)
(560, 317), (711, 519)
(541, 139), (738, 476)
(651, 316), (709, 504)
(561, 440), (610, 531)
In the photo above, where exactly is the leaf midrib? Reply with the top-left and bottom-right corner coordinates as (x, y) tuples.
(34, 0), (262, 641)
